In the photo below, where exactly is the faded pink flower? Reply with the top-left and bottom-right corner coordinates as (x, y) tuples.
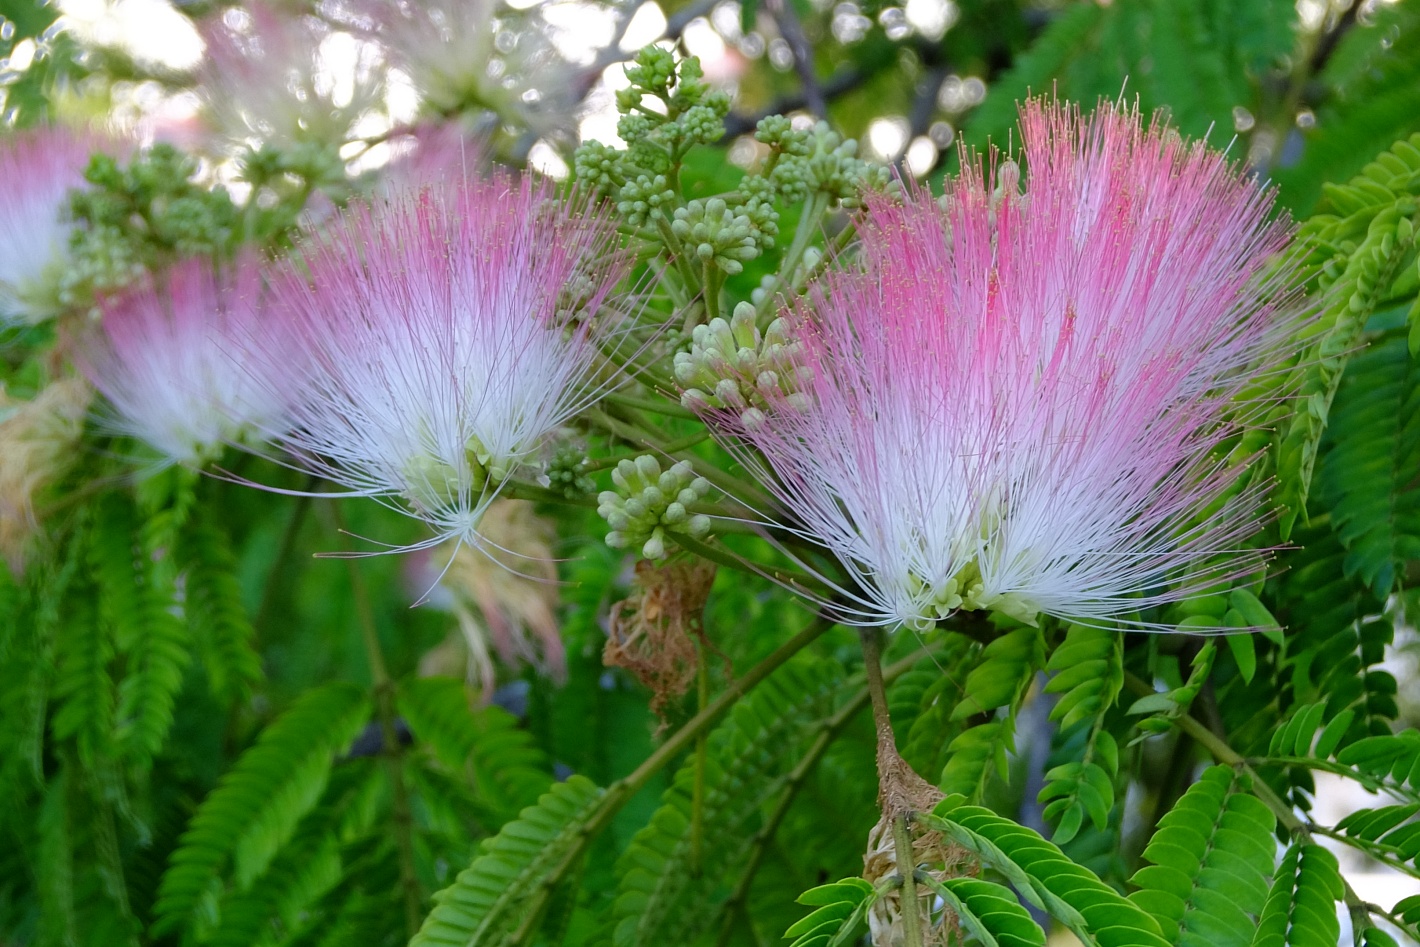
(195, 1), (384, 153)
(0, 126), (99, 323)
(378, 124), (487, 196)
(356, 0), (575, 137)
(77, 255), (288, 466)
(714, 101), (1302, 631)
(255, 174), (627, 552)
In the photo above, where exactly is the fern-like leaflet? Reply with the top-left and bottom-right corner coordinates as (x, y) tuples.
(610, 658), (840, 947)
(397, 676), (553, 824)
(1040, 624), (1123, 843)
(412, 775), (605, 947)
(152, 682), (372, 940)
(927, 794), (1172, 947)
(939, 624), (1044, 801)
(1127, 765), (1277, 947)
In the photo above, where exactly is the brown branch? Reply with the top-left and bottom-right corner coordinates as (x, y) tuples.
(721, 68), (866, 137)
(765, 0), (826, 118)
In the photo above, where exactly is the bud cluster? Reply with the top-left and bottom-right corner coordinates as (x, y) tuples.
(573, 51), (782, 276)
(573, 49), (732, 209)
(597, 456), (712, 560)
(675, 302), (810, 426)
(574, 49), (895, 290)
(670, 197), (772, 276)
(755, 118), (892, 207)
(62, 145), (240, 307)
(546, 445), (596, 498)
(903, 562), (1039, 632)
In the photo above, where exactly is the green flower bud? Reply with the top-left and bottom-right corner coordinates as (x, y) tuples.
(596, 455), (714, 559)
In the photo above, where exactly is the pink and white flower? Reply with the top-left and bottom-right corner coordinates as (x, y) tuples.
(0, 126), (98, 323)
(714, 101), (1302, 631)
(257, 173), (627, 551)
(77, 255), (287, 466)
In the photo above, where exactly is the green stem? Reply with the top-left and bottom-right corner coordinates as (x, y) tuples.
(893, 814), (925, 947)
(1123, 672), (1298, 831)
(585, 408), (774, 510)
(670, 531), (828, 595)
(587, 406), (659, 445)
(583, 430), (712, 471)
(500, 481), (599, 510)
(597, 337), (678, 395)
(780, 192), (829, 285)
(607, 614), (832, 809)
(485, 618), (844, 941)
(714, 647), (930, 946)
(758, 214), (855, 318)
(517, 615), (836, 927)
(702, 262), (723, 324)
(655, 216), (704, 300)
(334, 505), (422, 937)
(252, 488), (314, 645)
(604, 391), (698, 419)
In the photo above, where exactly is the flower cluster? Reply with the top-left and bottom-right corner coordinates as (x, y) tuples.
(597, 456), (712, 560)
(255, 173), (628, 551)
(358, 0), (574, 134)
(0, 126), (104, 323)
(77, 256), (287, 467)
(708, 101), (1302, 631)
(674, 301), (810, 426)
(195, 1), (384, 154)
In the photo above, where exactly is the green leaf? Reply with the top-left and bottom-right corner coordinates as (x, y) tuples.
(1224, 635), (1257, 684)
(940, 626), (1043, 802)
(784, 879), (875, 947)
(1317, 335), (1420, 596)
(152, 682), (372, 939)
(929, 795), (1171, 947)
(891, 640), (977, 779)
(1041, 625), (1124, 843)
(1249, 844), (1343, 947)
(398, 676), (554, 822)
(953, 626), (1043, 720)
(179, 514), (263, 705)
(412, 775), (605, 947)
(91, 491), (192, 764)
(1128, 766), (1277, 946)
(1278, 150), (1420, 534)
(920, 876), (1046, 947)
(611, 659), (840, 947)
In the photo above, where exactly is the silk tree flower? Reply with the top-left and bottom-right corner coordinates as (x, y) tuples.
(379, 124), (488, 196)
(0, 126), (100, 323)
(357, 0), (576, 138)
(408, 500), (565, 697)
(255, 173), (627, 552)
(195, 1), (384, 154)
(0, 378), (91, 573)
(77, 256), (288, 467)
(708, 101), (1302, 631)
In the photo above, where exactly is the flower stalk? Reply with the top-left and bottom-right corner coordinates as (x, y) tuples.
(334, 504), (422, 937)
